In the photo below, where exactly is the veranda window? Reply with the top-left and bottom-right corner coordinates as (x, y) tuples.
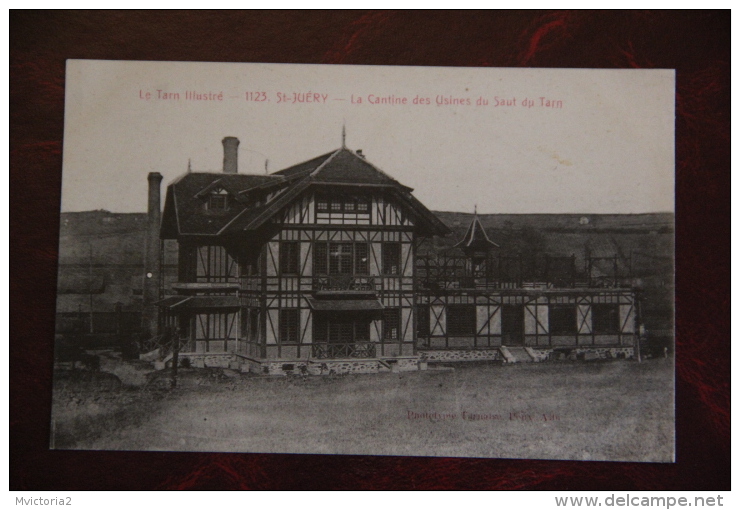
(549, 305), (577, 335)
(447, 305), (476, 336)
(591, 304), (620, 334)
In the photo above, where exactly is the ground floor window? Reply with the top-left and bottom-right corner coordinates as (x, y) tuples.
(314, 313), (371, 343)
(279, 308), (300, 343)
(447, 305), (476, 336)
(416, 305), (430, 337)
(312, 313), (374, 359)
(383, 308), (400, 340)
(194, 312), (237, 351)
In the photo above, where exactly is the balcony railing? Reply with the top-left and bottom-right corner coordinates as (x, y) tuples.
(415, 254), (631, 290)
(311, 342), (377, 359)
(312, 276), (376, 292)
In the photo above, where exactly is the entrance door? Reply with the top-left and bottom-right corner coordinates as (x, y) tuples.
(501, 304), (525, 345)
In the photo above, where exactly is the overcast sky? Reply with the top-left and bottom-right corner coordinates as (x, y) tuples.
(62, 61), (674, 214)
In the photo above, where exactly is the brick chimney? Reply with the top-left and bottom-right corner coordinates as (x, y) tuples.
(142, 171), (163, 340)
(222, 136), (239, 174)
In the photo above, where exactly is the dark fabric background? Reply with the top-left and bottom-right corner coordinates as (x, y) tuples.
(10, 10), (730, 490)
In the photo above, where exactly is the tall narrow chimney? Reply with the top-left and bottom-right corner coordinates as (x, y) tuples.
(142, 172), (163, 340)
(222, 136), (239, 174)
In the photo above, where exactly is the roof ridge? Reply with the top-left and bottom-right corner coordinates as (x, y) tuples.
(345, 148), (402, 185)
(309, 148), (343, 177)
(216, 200), (258, 235)
(270, 150), (337, 176)
(194, 178), (223, 198)
(218, 178), (297, 234)
(241, 178), (312, 231)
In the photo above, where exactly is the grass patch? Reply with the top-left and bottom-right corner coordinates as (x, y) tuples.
(52, 359), (674, 462)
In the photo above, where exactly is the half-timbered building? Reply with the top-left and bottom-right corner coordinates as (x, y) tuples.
(150, 136), (639, 375)
(155, 137), (449, 374)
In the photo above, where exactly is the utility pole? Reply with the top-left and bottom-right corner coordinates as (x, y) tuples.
(170, 326), (180, 389)
(634, 287), (643, 363)
(88, 242), (94, 334)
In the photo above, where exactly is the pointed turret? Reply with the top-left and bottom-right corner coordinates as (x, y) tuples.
(454, 209), (499, 258)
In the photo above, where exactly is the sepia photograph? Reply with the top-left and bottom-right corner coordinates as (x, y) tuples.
(51, 60), (675, 462)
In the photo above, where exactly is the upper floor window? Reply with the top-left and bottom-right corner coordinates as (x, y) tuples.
(330, 243), (353, 275)
(354, 243), (369, 274)
(193, 245), (238, 282)
(280, 242), (300, 275)
(316, 193), (371, 214)
(382, 243), (401, 275)
(207, 188), (230, 211)
(313, 242), (370, 276)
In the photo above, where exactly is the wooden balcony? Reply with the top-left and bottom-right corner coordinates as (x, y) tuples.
(312, 276), (377, 292)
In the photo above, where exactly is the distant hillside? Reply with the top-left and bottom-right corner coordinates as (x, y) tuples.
(433, 211), (674, 233)
(426, 212), (673, 275)
(57, 211), (178, 317)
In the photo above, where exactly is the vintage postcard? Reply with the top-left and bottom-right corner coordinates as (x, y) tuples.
(52, 60), (675, 462)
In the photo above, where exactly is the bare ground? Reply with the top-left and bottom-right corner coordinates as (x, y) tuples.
(51, 358), (674, 462)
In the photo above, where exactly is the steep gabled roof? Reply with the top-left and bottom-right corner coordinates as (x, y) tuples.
(161, 172), (287, 237)
(221, 178), (312, 233)
(273, 147), (411, 189)
(161, 147), (450, 238)
(454, 214), (499, 251)
(311, 148), (409, 188)
(271, 151), (336, 178)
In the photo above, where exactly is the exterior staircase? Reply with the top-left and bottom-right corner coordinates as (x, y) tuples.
(500, 346), (534, 363)
(377, 359), (392, 372)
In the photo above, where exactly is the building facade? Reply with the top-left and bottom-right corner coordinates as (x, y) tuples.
(151, 137), (638, 375)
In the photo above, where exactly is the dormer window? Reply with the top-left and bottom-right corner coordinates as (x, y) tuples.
(208, 188), (229, 211)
